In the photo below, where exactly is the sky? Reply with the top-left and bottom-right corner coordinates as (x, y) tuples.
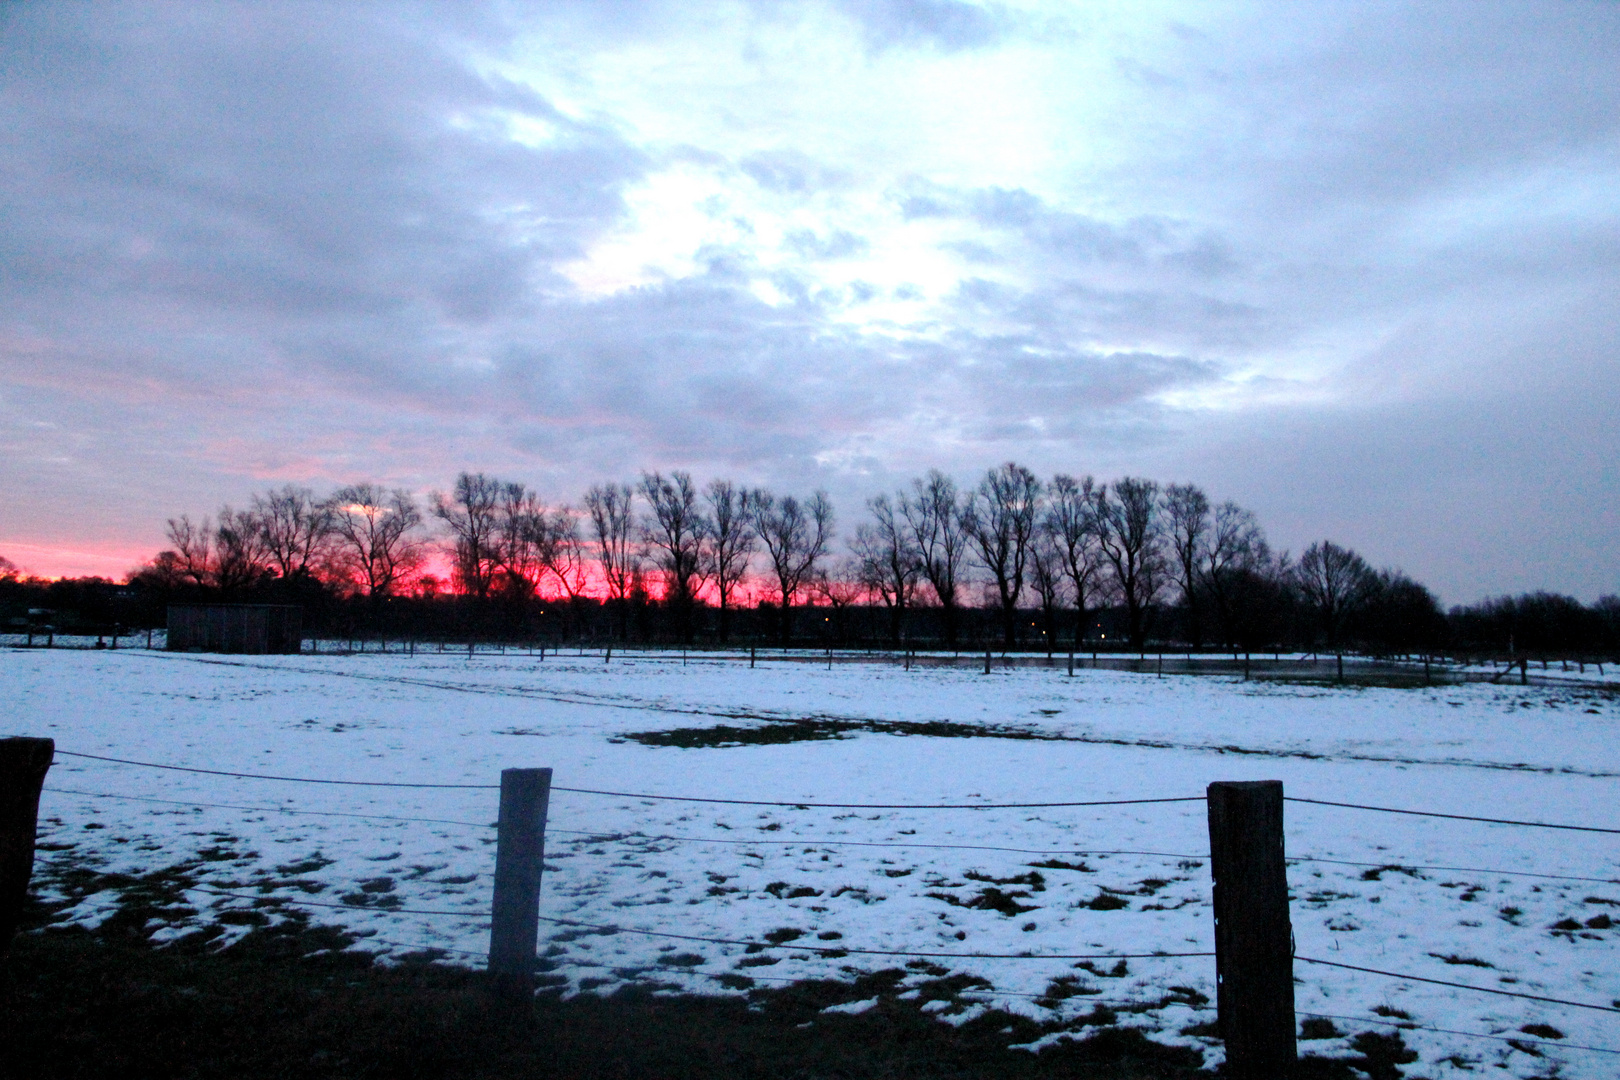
(1, 0), (1617, 603)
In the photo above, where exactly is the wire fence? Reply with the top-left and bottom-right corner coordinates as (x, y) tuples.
(8, 634), (1617, 692)
(24, 737), (1620, 1068)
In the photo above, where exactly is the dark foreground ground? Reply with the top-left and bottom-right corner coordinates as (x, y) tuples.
(2, 899), (1410, 1080)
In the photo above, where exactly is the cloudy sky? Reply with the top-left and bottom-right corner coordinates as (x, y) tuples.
(2, 1), (1616, 602)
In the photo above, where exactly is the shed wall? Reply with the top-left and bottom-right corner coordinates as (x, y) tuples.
(166, 606), (301, 654)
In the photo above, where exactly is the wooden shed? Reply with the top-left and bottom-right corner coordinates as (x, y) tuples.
(166, 605), (302, 654)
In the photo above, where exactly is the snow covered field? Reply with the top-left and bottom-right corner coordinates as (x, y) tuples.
(7, 646), (1619, 1076)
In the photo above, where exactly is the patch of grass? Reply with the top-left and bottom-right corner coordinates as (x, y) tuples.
(26, 881), (1249, 1080)
(1359, 865), (1422, 882)
(762, 881), (821, 899)
(964, 870), (1046, 890)
(928, 888), (1039, 916)
(657, 952), (706, 967)
(1300, 1017), (1341, 1039)
(1347, 1032), (1418, 1080)
(1082, 892), (1130, 911)
(1035, 975), (1100, 1007)
(1428, 953), (1494, 967)
(624, 715), (1068, 748)
(1028, 859), (1092, 873)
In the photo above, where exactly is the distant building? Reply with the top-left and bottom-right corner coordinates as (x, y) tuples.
(166, 605), (301, 654)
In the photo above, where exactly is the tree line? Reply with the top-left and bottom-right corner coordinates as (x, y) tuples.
(4, 464), (1617, 657)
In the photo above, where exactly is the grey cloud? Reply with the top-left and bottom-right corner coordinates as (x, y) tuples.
(833, 0), (1006, 52)
(0, 4), (645, 356)
(738, 150), (853, 195)
(784, 228), (869, 260)
(897, 179), (1242, 283)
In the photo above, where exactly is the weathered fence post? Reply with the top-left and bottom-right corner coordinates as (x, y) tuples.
(1, 737), (54, 958)
(983, 648), (991, 674)
(1067, 650), (1074, 676)
(489, 767), (553, 998)
(1207, 780), (1296, 1079)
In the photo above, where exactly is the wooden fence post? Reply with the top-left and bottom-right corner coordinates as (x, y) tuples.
(750, 646), (756, 668)
(1207, 780), (1296, 1079)
(983, 648), (991, 675)
(1067, 650), (1074, 677)
(489, 767), (553, 998)
(1, 737), (54, 958)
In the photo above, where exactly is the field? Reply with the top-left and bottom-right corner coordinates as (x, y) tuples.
(7, 646), (1620, 1078)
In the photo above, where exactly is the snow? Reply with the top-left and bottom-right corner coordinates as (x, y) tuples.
(6, 645), (1618, 1077)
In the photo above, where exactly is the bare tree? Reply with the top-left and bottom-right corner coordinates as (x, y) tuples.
(212, 506), (271, 595)
(165, 514), (213, 588)
(640, 471), (707, 642)
(751, 489), (835, 646)
(490, 482), (549, 601)
(584, 482), (638, 638)
(961, 462), (1042, 648)
(852, 493), (920, 644)
(812, 557), (864, 644)
(129, 550), (186, 593)
(1094, 477), (1165, 649)
(327, 484), (424, 599)
(901, 470), (969, 647)
(1046, 474), (1103, 646)
(1163, 483), (1211, 647)
(701, 479), (756, 644)
(433, 472), (503, 600)
(1200, 501), (1269, 646)
(252, 486), (333, 583)
(536, 507), (593, 639)
(1295, 540), (1374, 649)
(1027, 532), (1066, 654)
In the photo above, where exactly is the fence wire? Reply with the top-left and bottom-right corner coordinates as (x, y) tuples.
(1298, 1011), (1620, 1057)
(1295, 956), (1620, 1014)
